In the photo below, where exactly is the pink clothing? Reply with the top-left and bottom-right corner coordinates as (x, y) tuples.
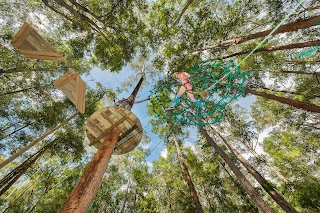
(176, 72), (194, 100)
(178, 72), (191, 85)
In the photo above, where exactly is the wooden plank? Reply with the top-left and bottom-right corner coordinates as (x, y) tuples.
(93, 118), (105, 132)
(53, 69), (86, 114)
(29, 30), (57, 52)
(76, 75), (86, 114)
(61, 84), (77, 100)
(11, 23), (65, 61)
(95, 116), (111, 130)
(53, 70), (77, 88)
(91, 116), (127, 144)
(114, 146), (127, 155)
(118, 125), (138, 141)
(86, 121), (102, 137)
(12, 23), (32, 48)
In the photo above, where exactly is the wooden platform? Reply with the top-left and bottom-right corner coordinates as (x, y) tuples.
(12, 23), (65, 61)
(53, 69), (86, 114)
(85, 106), (143, 155)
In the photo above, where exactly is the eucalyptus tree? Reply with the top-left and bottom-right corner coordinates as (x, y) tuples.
(185, 138), (259, 212)
(36, 0), (150, 72)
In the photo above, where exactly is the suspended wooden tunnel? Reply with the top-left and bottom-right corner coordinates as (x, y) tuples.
(11, 22), (65, 61)
(85, 106), (143, 155)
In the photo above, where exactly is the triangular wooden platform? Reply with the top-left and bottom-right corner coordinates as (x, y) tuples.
(12, 23), (65, 61)
(53, 70), (86, 114)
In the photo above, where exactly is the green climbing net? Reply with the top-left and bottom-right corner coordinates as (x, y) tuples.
(149, 46), (319, 126)
(150, 60), (251, 126)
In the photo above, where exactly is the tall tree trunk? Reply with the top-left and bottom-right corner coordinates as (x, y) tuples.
(60, 128), (121, 213)
(26, 182), (59, 213)
(199, 126), (273, 213)
(61, 76), (144, 212)
(195, 15), (320, 52)
(3, 183), (33, 213)
(0, 68), (52, 74)
(52, 0), (106, 38)
(240, 140), (289, 183)
(0, 123), (32, 141)
(0, 87), (35, 96)
(68, 0), (103, 23)
(202, 184), (213, 211)
(120, 177), (131, 213)
(258, 87), (320, 99)
(283, 60), (320, 65)
(209, 126), (298, 213)
(134, 97), (150, 104)
(133, 188), (138, 213)
(266, 69), (320, 77)
(0, 112), (79, 169)
(172, 133), (204, 213)
(0, 142), (53, 196)
(42, 0), (74, 23)
(216, 40), (320, 60)
(245, 88), (320, 113)
(166, 185), (173, 213)
(172, 0), (194, 26)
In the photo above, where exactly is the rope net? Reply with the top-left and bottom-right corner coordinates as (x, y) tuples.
(149, 60), (251, 126)
(149, 46), (319, 126)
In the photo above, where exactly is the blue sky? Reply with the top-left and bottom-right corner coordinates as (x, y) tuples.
(83, 65), (257, 164)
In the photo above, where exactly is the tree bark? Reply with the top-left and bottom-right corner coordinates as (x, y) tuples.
(166, 185), (173, 213)
(42, 0), (74, 23)
(68, 0), (104, 23)
(240, 140), (289, 183)
(172, 0), (194, 26)
(0, 142), (53, 196)
(0, 87), (35, 96)
(60, 128), (121, 213)
(52, 0), (106, 37)
(172, 133), (204, 213)
(134, 97), (150, 104)
(258, 87), (320, 98)
(3, 183), (33, 213)
(133, 187), (138, 213)
(0, 112), (79, 169)
(61, 76), (144, 212)
(199, 126), (273, 213)
(195, 15), (320, 52)
(120, 177), (131, 213)
(209, 126), (298, 213)
(245, 88), (320, 113)
(0, 123), (32, 141)
(26, 182), (58, 213)
(216, 40), (320, 60)
(0, 68), (52, 74)
(283, 60), (320, 65)
(266, 69), (320, 77)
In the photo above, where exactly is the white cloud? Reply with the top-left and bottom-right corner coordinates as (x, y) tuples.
(146, 161), (153, 172)
(160, 148), (168, 158)
(184, 141), (196, 153)
(256, 126), (274, 154)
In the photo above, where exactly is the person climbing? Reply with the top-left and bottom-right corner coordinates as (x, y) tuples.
(166, 71), (204, 111)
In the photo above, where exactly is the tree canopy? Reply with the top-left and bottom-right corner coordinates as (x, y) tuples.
(1, 0), (319, 212)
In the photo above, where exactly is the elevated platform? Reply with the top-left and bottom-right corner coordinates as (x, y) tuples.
(12, 22), (65, 61)
(85, 106), (143, 155)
